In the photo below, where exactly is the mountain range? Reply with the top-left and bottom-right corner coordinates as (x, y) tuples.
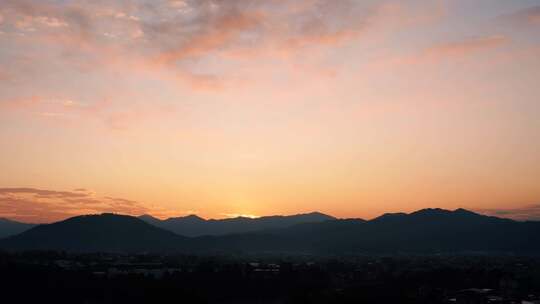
(1, 208), (539, 254)
(0, 218), (36, 239)
(138, 212), (335, 236)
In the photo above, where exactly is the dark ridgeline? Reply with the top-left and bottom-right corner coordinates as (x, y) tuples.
(0, 213), (187, 252)
(0, 218), (35, 238)
(138, 211), (336, 236)
(284, 208), (540, 254)
(1, 208), (540, 254)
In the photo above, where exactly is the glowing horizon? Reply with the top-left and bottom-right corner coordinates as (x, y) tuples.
(0, 186), (539, 224)
(1, 0), (540, 223)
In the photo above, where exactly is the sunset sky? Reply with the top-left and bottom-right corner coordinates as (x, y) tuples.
(1, 0), (540, 223)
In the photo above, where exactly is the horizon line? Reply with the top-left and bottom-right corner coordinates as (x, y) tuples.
(1, 207), (524, 225)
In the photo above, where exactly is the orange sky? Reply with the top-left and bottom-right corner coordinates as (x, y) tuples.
(1, 0), (540, 223)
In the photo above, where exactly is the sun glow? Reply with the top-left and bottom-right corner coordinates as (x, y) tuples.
(221, 213), (260, 219)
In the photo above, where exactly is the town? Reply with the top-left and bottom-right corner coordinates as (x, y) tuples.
(1, 251), (539, 303)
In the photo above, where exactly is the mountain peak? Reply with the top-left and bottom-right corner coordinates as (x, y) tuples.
(0, 218), (36, 238)
(138, 211), (337, 237)
(66, 213), (141, 223)
(371, 209), (486, 223)
(139, 214), (159, 220)
(138, 214), (162, 225)
(409, 208), (482, 218)
(0, 217), (18, 224)
(309, 211), (334, 217)
(183, 214), (205, 221)
(1, 213), (185, 252)
(453, 208), (479, 215)
(296, 211), (336, 220)
(411, 208), (451, 215)
(372, 212), (407, 221)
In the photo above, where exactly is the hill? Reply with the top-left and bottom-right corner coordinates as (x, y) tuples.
(223, 208), (540, 254)
(0, 218), (35, 238)
(139, 212), (336, 236)
(0, 213), (187, 252)
(1, 209), (539, 255)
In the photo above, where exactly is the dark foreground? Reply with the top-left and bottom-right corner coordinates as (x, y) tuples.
(1, 252), (540, 304)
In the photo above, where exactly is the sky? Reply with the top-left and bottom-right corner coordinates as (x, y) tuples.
(1, 0), (540, 223)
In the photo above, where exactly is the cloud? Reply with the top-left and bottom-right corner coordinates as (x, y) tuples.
(476, 204), (540, 221)
(371, 34), (509, 69)
(498, 6), (540, 27)
(0, 187), (169, 223)
(0, 96), (42, 111)
(0, 187), (88, 198)
(33, 16), (69, 28)
(153, 8), (263, 64)
(145, 0), (370, 61)
(0, 0), (393, 90)
(0, 95), (177, 131)
(0, 0), (450, 131)
(422, 35), (508, 58)
(2, 0), (408, 129)
(1, 0), (93, 38)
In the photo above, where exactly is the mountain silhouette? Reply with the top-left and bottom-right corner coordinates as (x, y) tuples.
(0, 218), (35, 238)
(0, 213), (186, 252)
(246, 208), (540, 254)
(138, 211), (335, 236)
(1, 209), (539, 254)
(188, 208), (540, 254)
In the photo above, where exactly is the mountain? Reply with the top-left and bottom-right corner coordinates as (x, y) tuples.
(0, 213), (187, 252)
(139, 212), (336, 237)
(1, 209), (539, 255)
(228, 208), (540, 254)
(137, 214), (163, 227)
(0, 218), (35, 238)
(136, 208), (540, 255)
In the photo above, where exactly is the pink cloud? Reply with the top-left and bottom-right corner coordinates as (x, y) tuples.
(0, 0), (393, 91)
(371, 35), (509, 70)
(499, 6), (540, 27)
(0, 187), (176, 223)
(0, 96), (43, 111)
(154, 10), (263, 64)
(422, 35), (509, 59)
(476, 204), (540, 221)
(0, 94), (177, 132)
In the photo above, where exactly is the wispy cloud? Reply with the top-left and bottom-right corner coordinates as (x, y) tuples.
(0, 95), (176, 131)
(0, 0), (404, 90)
(0, 188), (88, 198)
(372, 34), (509, 69)
(0, 187), (173, 223)
(498, 6), (540, 27)
(2, 0), (420, 132)
(422, 35), (508, 58)
(476, 204), (540, 221)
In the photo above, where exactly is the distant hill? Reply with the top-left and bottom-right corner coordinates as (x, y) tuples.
(224, 208), (540, 254)
(0, 213), (187, 252)
(1, 209), (539, 254)
(0, 218), (35, 238)
(138, 212), (336, 236)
